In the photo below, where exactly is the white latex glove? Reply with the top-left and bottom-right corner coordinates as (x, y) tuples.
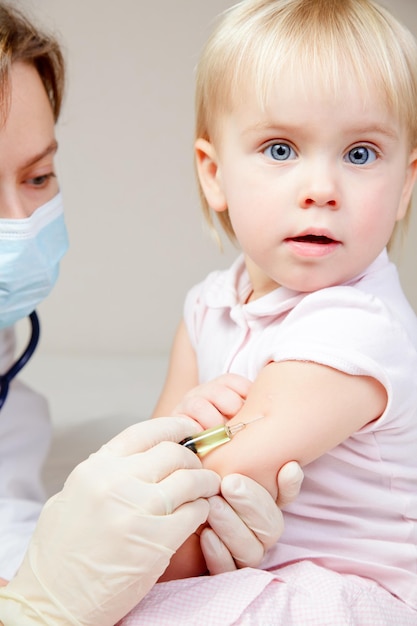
(201, 461), (304, 574)
(0, 417), (220, 626)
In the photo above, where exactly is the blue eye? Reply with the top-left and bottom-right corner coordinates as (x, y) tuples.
(346, 146), (377, 165)
(264, 143), (295, 161)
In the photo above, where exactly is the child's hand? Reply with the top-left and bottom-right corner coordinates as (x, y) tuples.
(172, 373), (251, 430)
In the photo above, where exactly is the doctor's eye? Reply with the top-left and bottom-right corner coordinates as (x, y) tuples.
(26, 173), (56, 188)
(264, 142), (296, 161)
(345, 146), (377, 165)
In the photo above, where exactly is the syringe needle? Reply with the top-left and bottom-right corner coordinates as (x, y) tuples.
(226, 415), (265, 437)
(226, 422), (246, 436)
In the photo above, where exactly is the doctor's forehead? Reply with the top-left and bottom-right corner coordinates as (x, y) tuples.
(0, 63), (57, 167)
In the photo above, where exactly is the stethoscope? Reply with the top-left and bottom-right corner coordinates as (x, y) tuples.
(0, 310), (40, 411)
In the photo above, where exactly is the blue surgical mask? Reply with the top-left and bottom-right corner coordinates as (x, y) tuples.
(0, 192), (69, 328)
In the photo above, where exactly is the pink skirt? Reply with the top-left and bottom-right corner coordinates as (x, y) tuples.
(118, 561), (417, 625)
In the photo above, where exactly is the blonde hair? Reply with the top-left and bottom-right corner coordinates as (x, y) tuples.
(0, 2), (64, 124)
(195, 0), (417, 243)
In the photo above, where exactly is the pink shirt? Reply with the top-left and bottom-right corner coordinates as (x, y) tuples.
(184, 249), (417, 610)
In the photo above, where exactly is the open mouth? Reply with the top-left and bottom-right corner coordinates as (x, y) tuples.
(290, 234), (336, 244)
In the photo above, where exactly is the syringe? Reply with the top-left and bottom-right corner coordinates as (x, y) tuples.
(179, 418), (263, 457)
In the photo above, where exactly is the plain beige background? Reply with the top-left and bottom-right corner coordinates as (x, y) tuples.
(15, 0), (417, 357)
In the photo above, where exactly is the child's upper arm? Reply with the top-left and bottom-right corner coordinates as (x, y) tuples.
(202, 360), (387, 498)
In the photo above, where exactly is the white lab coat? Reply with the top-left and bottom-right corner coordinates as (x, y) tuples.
(0, 327), (51, 580)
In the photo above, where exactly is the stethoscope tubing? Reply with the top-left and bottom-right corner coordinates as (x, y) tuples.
(0, 311), (40, 410)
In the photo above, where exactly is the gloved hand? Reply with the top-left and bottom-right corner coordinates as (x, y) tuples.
(172, 375), (304, 575)
(201, 461), (304, 574)
(0, 417), (220, 626)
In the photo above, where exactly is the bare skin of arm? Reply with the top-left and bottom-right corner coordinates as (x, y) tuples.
(157, 320), (387, 581)
(152, 321), (200, 418)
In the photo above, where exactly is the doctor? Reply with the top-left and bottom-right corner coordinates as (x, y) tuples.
(0, 3), (303, 625)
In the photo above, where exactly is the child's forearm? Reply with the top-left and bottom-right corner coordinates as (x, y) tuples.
(158, 532), (207, 582)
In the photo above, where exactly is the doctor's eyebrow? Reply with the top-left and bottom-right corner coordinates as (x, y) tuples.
(22, 140), (58, 169)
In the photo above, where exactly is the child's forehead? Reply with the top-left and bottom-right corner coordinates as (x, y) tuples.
(206, 64), (409, 151)
(198, 1), (417, 149)
(226, 64), (394, 125)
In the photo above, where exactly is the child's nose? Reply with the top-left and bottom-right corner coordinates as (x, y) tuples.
(298, 164), (340, 209)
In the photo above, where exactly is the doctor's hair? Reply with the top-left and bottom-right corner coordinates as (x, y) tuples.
(0, 1), (64, 124)
(195, 0), (417, 244)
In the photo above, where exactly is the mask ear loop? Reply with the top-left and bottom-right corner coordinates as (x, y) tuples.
(0, 310), (40, 410)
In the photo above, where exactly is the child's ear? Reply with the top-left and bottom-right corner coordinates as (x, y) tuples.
(195, 138), (227, 212)
(397, 148), (417, 221)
